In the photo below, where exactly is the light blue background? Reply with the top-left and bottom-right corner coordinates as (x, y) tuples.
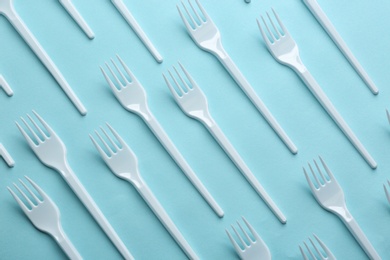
(1, 0), (390, 259)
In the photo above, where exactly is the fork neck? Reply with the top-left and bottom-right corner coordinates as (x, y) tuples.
(280, 50), (308, 74)
(0, 0), (16, 18)
(129, 103), (153, 122)
(202, 36), (229, 60)
(189, 109), (215, 128)
(328, 204), (353, 221)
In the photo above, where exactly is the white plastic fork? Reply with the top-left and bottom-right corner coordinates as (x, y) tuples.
(0, 75), (13, 96)
(302, 0), (378, 95)
(0, 143), (15, 167)
(111, 0), (163, 63)
(299, 234), (335, 260)
(90, 124), (199, 260)
(303, 157), (380, 260)
(258, 9), (377, 169)
(0, 0), (87, 115)
(384, 180), (390, 205)
(59, 0), (94, 39)
(8, 176), (82, 260)
(15, 111), (134, 260)
(100, 55), (224, 218)
(226, 217), (271, 260)
(163, 63), (286, 224)
(177, 0), (298, 154)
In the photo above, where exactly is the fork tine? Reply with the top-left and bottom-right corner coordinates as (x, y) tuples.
(313, 159), (327, 183)
(179, 62), (198, 91)
(7, 187), (29, 214)
(319, 156), (335, 182)
(299, 245), (309, 260)
(111, 58), (129, 85)
(163, 73), (181, 100)
(25, 176), (47, 201)
(195, 0), (210, 21)
(101, 66), (120, 92)
(169, 70), (185, 95)
(100, 126), (120, 151)
(106, 62), (123, 89)
(313, 234), (332, 258)
(231, 225), (247, 248)
(272, 9), (288, 35)
(304, 241), (317, 259)
(16, 121), (38, 148)
(256, 19), (272, 45)
(308, 163), (321, 187)
(177, 2), (196, 31)
(106, 123), (126, 149)
(94, 130), (114, 156)
(20, 117), (41, 144)
(19, 178), (40, 203)
(27, 114), (47, 139)
(237, 221), (252, 243)
(266, 11), (281, 38)
(32, 111), (55, 137)
(261, 15), (276, 42)
(226, 229), (243, 253)
(303, 167), (318, 192)
(309, 237), (325, 259)
(90, 134), (110, 160)
(117, 55), (137, 83)
(188, 0), (203, 24)
(384, 181), (390, 204)
(174, 65), (191, 91)
(13, 183), (35, 208)
(242, 217), (260, 241)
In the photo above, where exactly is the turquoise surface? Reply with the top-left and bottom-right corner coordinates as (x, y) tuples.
(1, 0), (390, 259)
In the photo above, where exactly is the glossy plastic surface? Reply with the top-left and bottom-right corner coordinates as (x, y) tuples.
(59, 0), (94, 39)
(0, 75), (13, 96)
(299, 234), (336, 260)
(0, 143), (14, 167)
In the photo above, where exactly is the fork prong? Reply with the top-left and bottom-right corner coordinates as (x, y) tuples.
(101, 66), (120, 92)
(226, 229), (243, 253)
(116, 55), (137, 84)
(174, 65), (191, 91)
(257, 19), (272, 45)
(95, 130), (114, 156)
(101, 126), (120, 151)
(32, 111), (55, 137)
(16, 121), (38, 148)
(309, 237), (325, 259)
(21, 117), (41, 144)
(106, 62), (123, 89)
(188, 0), (203, 24)
(299, 245), (309, 260)
(179, 62), (199, 92)
(313, 159), (327, 184)
(19, 178), (40, 204)
(272, 9), (288, 36)
(27, 114), (47, 139)
(111, 58), (129, 85)
(303, 167), (318, 192)
(90, 134), (110, 160)
(319, 156), (335, 182)
(177, 3), (195, 31)
(313, 234), (332, 258)
(384, 181), (390, 204)
(266, 11), (281, 38)
(163, 73), (181, 100)
(106, 123), (127, 149)
(237, 221), (252, 244)
(242, 217), (260, 241)
(7, 187), (29, 214)
(13, 183), (35, 209)
(194, 0), (210, 21)
(231, 225), (247, 248)
(25, 176), (47, 201)
(304, 241), (317, 259)
(169, 70), (185, 95)
(308, 163), (321, 187)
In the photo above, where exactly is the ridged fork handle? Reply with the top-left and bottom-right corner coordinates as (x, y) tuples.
(142, 112), (224, 218)
(303, 0), (378, 95)
(205, 118), (286, 224)
(60, 163), (134, 259)
(339, 209), (381, 259)
(218, 53), (298, 155)
(0, 6), (87, 115)
(297, 68), (377, 169)
(135, 179), (199, 259)
(55, 225), (82, 260)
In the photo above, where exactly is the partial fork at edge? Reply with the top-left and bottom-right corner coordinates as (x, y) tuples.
(257, 9), (377, 169)
(163, 62), (287, 224)
(303, 157), (381, 260)
(90, 124), (199, 260)
(16, 111), (134, 259)
(299, 234), (335, 260)
(0, 75), (13, 96)
(8, 176), (82, 260)
(226, 217), (271, 260)
(177, 0), (298, 154)
(100, 55), (224, 218)
(0, 143), (15, 167)
(384, 180), (390, 206)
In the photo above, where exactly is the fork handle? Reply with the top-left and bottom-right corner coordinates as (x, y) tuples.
(143, 113), (224, 218)
(218, 54), (298, 154)
(55, 226), (82, 260)
(205, 119), (287, 224)
(1, 6), (87, 115)
(341, 214), (381, 259)
(61, 164), (134, 260)
(302, 0), (378, 95)
(136, 180), (199, 259)
(297, 68), (377, 169)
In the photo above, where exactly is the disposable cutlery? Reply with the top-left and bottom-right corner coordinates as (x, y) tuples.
(163, 63), (286, 223)
(16, 111), (133, 259)
(303, 157), (380, 259)
(258, 9), (377, 169)
(59, 0), (94, 39)
(0, 0), (87, 115)
(0, 143), (14, 167)
(299, 234), (335, 260)
(177, 0), (297, 154)
(8, 176), (82, 260)
(386, 110), (390, 125)
(0, 75), (13, 96)
(90, 124), (199, 260)
(226, 217), (271, 260)
(302, 0), (378, 95)
(100, 55), (223, 218)
(111, 0), (163, 63)
(384, 180), (390, 205)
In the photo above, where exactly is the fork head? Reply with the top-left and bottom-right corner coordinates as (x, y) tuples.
(163, 62), (210, 121)
(90, 123), (140, 183)
(384, 180), (390, 205)
(16, 111), (67, 170)
(257, 9), (301, 69)
(177, 0), (221, 53)
(303, 157), (346, 214)
(226, 217), (271, 260)
(8, 176), (61, 234)
(101, 55), (149, 117)
(299, 234), (335, 260)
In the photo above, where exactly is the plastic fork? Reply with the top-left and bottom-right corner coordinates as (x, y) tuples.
(0, 0), (87, 115)
(0, 75), (13, 96)
(15, 111), (134, 260)
(299, 234), (335, 260)
(258, 9), (377, 169)
(111, 0), (163, 63)
(386, 110), (390, 125)
(100, 55), (223, 218)
(226, 217), (271, 260)
(163, 63), (286, 224)
(90, 124), (199, 260)
(302, 0), (378, 95)
(8, 176), (82, 260)
(177, 0), (297, 154)
(59, 0), (94, 39)
(384, 180), (390, 205)
(303, 157), (380, 259)
(0, 143), (15, 167)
